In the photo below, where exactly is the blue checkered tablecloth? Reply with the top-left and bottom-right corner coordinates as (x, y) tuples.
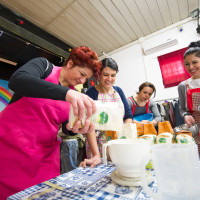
(8, 163), (157, 200)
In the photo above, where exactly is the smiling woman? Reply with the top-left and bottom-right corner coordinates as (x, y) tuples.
(79, 58), (133, 167)
(0, 46), (102, 199)
(178, 41), (200, 156)
(178, 41), (200, 124)
(59, 60), (93, 87)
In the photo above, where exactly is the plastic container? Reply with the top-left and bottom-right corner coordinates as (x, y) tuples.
(133, 113), (153, 122)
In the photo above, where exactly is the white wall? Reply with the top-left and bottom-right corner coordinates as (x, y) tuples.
(111, 44), (146, 98)
(108, 19), (200, 101)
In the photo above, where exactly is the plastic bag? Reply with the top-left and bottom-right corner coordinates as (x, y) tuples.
(119, 123), (138, 140)
(69, 101), (124, 131)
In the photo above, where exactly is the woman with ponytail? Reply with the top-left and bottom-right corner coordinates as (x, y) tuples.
(178, 41), (200, 154)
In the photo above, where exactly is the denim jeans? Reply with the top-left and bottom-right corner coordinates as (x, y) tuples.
(61, 139), (79, 173)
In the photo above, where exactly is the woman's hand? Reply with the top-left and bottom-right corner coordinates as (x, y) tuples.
(79, 154), (101, 168)
(141, 120), (151, 124)
(142, 119), (157, 126)
(184, 115), (196, 127)
(65, 90), (96, 119)
(65, 90), (96, 134)
(133, 120), (151, 125)
(66, 119), (95, 134)
(124, 118), (133, 123)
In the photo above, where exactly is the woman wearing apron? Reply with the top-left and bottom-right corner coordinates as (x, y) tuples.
(127, 82), (161, 127)
(79, 58), (133, 167)
(0, 46), (102, 199)
(178, 41), (200, 155)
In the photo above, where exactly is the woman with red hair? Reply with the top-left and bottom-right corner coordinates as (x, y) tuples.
(0, 46), (102, 199)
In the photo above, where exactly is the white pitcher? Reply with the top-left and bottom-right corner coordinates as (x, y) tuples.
(140, 143), (200, 200)
(103, 139), (150, 177)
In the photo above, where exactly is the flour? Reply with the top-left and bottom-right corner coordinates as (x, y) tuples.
(69, 101), (124, 131)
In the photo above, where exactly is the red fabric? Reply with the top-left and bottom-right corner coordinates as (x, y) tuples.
(128, 97), (135, 114)
(146, 100), (149, 113)
(187, 88), (200, 112)
(157, 47), (191, 88)
(186, 82), (200, 124)
(186, 81), (200, 157)
(90, 80), (95, 86)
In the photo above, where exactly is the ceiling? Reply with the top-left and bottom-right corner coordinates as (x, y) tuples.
(1, 0), (199, 56)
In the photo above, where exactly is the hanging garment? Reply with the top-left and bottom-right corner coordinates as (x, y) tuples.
(162, 102), (170, 122)
(168, 102), (176, 128)
(172, 100), (184, 127)
(159, 102), (166, 120)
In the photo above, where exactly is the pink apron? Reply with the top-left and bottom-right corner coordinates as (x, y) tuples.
(186, 80), (200, 155)
(0, 66), (73, 199)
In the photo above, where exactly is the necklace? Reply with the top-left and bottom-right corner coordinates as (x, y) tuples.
(99, 84), (114, 94)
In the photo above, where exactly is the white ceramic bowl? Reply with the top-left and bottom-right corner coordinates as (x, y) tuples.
(103, 139), (150, 177)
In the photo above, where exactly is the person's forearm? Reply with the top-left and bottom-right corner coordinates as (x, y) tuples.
(151, 119), (157, 126)
(9, 58), (69, 101)
(124, 118), (133, 123)
(133, 119), (138, 123)
(86, 130), (100, 157)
